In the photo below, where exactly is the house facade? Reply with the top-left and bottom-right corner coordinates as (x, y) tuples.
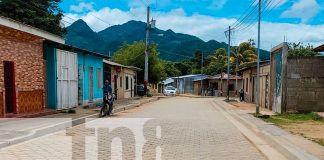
(0, 16), (64, 117)
(238, 61), (270, 109)
(44, 41), (109, 110)
(103, 60), (141, 99)
(193, 74), (242, 96)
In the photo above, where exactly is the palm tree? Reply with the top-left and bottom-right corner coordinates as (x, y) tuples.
(230, 41), (257, 94)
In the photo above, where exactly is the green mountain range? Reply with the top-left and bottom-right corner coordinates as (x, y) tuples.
(65, 19), (270, 61)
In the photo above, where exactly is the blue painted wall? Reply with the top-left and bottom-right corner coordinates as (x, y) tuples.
(78, 53), (103, 102)
(44, 46), (57, 109)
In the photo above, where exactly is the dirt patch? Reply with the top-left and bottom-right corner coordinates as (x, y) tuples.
(282, 122), (324, 140)
(229, 101), (274, 115)
(263, 113), (324, 146)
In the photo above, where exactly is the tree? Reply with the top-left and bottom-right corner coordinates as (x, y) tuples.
(174, 61), (194, 75)
(204, 48), (229, 75)
(162, 61), (181, 77)
(0, 0), (65, 36)
(113, 42), (165, 84)
(231, 42), (257, 65)
(288, 43), (319, 57)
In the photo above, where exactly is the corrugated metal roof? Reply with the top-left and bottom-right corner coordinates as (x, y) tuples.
(103, 59), (142, 71)
(173, 74), (204, 79)
(103, 59), (124, 67)
(162, 78), (174, 85)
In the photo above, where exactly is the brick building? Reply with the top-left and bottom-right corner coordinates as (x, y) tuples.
(0, 16), (64, 117)
(270, 43), (324, 113)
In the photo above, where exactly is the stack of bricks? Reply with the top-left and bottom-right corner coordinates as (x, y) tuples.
(286, 56), (324, 112)
(0, 25), (45, 116)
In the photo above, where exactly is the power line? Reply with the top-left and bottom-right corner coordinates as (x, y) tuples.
(232, 0), (259, 30)
(233, 0), (270, 31)
(234, 0), (275, 32)
(231, 0), (258, 27)
(90, 13), (111, 26)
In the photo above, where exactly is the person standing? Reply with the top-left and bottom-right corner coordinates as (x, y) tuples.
(239, 88), (244, 101)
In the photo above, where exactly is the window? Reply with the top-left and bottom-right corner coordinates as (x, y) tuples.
(97, 68), (101, 88)
(120, 77), (122, 88)
(126, 76), (129, 90)
(245, 78), (248, 92)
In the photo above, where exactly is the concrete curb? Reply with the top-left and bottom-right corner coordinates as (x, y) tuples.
(0, 97), (161, 149)
(177, 94), (217, 98)
(213, 100), (319, 160)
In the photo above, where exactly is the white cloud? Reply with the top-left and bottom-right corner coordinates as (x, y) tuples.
(62, 6), (324, 51)
(281, 0), (320, 23)
(210, 0), (228, 10)
(70, 2), (94, 13)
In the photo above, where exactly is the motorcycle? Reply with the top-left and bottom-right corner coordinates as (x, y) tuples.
(99, 92), (114, 117)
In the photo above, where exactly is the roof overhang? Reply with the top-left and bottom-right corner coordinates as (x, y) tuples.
(45, 40), (110, 59)
(314, 44), (324, 52)
(0, 16), (65, 44)
(103, 59), (142, 71)
(103, 59), (124, 67)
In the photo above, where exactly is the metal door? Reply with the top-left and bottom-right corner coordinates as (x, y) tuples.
(265, 75), (270, 108)
(88, 67), (94, 102)
(78, 65), (84, 105)
(57, 49), (78, 109)
(273, 52), (283, 112)
(114, 75), (118, 100)
(131, 78), (133, 97)
(4, 61), (16, 113)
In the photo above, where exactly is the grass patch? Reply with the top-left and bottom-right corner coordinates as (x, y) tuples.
(262, 112), (324, 126)
(313, 139), (324, 146)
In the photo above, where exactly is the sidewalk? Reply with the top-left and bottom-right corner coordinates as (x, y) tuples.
(229, 100), (275, 115)
(214, 98), (324, 160)
(0, 96), (162, 149)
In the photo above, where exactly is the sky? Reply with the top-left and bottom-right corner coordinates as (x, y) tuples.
(60, 0), (324, 51)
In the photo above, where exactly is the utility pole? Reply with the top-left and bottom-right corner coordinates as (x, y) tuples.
(226, 26), (231, 102)
(144, 6), (150, 95)
(201, 52), (203, 96)
(236, 55), (238, 97)
(256, 0), (261, 114)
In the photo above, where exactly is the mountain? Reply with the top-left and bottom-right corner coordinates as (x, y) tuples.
(65, 19), (270, 61)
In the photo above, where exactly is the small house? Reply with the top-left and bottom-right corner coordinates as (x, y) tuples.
(103, 60), (141, 99)
(238, 61), (270, 109)
(193, 73), (242, 96)
(44, 41), (109, 109)
(0, 16), (64, 117)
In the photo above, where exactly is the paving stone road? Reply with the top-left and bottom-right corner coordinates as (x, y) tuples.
(0, 97), (265, 160)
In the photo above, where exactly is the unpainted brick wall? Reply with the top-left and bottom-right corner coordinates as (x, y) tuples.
(286, 56), (324, 112)
(0, 25), (45, 115)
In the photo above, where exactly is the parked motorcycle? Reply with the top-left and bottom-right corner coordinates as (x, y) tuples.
(99, 92), (114, 117)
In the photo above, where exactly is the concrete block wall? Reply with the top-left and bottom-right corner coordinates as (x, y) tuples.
(0, 25), (45, 116)
(286, 57), (324, 112)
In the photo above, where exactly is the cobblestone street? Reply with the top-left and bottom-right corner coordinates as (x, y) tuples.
(0, 97), (265, 160)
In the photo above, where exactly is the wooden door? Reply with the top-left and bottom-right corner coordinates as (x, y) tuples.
(4, 61), (16, 113)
